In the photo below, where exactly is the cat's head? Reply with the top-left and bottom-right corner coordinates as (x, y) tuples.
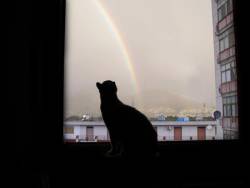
(96, 80), (117, 97)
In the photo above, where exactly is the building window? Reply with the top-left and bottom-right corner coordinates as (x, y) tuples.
(219, 37), (228, 52)
(219, 32), (234, 52)
(64, 127), (74, 134)
(220, 61), (236, 83)
(223, 95), (237, 117)
(227, 0), (233, 13)
(218, 0), (233, 21)
(218, 4), (226, 21)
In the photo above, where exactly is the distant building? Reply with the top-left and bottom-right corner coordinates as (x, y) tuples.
(212, 0), (238, 139)
(157, 114), (166, 121)
(64, 120), (220, 143)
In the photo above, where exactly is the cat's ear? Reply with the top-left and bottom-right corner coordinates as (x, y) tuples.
(112, 81), (117, 92)
(96, 82), (102, 89)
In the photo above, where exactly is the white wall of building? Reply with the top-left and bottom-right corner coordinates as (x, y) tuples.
(64, 121), (218, 142)
(94, 126), (108, 140)
(79, 125), (86, 139)
(74, 125), (81, 138)
(215, 120), (223, 139)
(182, 126), (197, 140)
(157, 126), (174, 141)
(64, 133), (75, 140)
(206, 126), (216, 140)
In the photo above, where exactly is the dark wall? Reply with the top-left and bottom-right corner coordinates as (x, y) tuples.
(9, 0), (248, 187)
(9, 1), (65, 186)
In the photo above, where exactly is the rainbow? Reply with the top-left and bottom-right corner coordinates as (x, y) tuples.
(93, 0), (139, 95)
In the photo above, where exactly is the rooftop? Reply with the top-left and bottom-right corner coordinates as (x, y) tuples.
(64, 120), (217, 126)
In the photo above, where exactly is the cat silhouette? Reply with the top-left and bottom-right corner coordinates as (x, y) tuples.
(96, 80), (158, 158)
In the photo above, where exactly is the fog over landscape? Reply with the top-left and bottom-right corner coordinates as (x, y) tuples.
(65, 0), (216, 118)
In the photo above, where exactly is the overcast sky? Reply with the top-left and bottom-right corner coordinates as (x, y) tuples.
(65, 0), (216, 117)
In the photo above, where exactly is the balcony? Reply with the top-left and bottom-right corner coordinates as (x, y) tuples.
(217, 12), (234, 33)
(219, 80), (237, 94)
(217, 45), (235, 63)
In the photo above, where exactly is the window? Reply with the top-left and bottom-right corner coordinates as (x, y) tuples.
(218, 0), (233, 21)
(227, 0), (233, 13)
(64, 0), (239, 142)
(220, 61), (236, 83)
(64, 127), (74, 134)
(219, 32), (234, 52)
(218, 27), (235, 53)
(218, 4), (226, 21)
(223, 95), (238, 117)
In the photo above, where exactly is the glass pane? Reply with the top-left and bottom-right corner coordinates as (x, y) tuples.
(64, 0), (239, 143)
(223, 105), (227, 116)
(232, 104), (236, 116)
(227, 0), (232, 13)
(229, 32), (235, 47)
(224, 97), (228, 104)
(220, 39), (224, 51)
(224, 37), (229, 49)
(227, 105), (231, 116)
(226, 70), (231, 82)
(221, 64), (226, 71)
(222, 72), (226, 83)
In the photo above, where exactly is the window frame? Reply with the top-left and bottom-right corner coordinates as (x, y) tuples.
(10, 1), (248, 186)
(223, 95), (238, 117)
(220, 60), (237, 84)
(61, 0), (248, 151)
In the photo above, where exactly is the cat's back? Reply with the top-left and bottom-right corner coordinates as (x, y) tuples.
(119, 104), (145, 121)
(120, 104), (158, 155)
(119, 104), (156, 135)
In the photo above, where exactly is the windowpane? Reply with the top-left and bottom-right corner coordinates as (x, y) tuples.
(220, 5), (226, 20)
(219, 39), (224, 51)
(223, 105), (227, 116)
(222, 72), (226, 83)
(227, 105), (232, 116)
(64, 127), (74, 134)
(231, 61), (235, 67)
(218, 8), (223, 21)
(231, 68), (236, 80)
(64, 0), (239, 143)
(226, 70), (231, 82)
(227, 0), (232, 13)
(221, 64), (226, 71)
(224, 37), (229, 49)
(232, 104), (236, 116)
(231, 96), (234, 102)
(229, 32), (235, 47)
